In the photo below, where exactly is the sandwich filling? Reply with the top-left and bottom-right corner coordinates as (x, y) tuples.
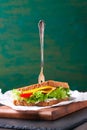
(12, 86), (70, 104)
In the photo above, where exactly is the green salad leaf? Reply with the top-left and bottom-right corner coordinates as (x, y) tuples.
(12, 89), (21, 100)
(12, 87), (70, 104)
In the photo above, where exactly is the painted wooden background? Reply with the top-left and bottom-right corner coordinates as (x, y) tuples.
(0, 0), (87, 92)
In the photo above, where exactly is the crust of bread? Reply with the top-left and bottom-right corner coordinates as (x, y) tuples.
(18, 80), (69, 92)
(13, 97), (69, 107)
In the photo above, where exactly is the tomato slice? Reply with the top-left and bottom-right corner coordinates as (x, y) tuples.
(20, 92), (32, 98)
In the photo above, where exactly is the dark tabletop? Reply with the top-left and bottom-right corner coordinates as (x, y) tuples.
(0, 105), (87, 130)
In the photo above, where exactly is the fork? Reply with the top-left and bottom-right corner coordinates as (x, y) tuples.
(38, 20), (45, 84)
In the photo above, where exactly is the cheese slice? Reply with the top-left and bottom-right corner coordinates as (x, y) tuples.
(22, 86), (56, 94)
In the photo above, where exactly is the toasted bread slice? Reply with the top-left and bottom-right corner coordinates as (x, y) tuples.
(13, 97), (69, 106)
(18, 80), (69, 91)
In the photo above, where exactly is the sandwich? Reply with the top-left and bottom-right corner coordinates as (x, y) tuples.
(12, 80), (70, 106)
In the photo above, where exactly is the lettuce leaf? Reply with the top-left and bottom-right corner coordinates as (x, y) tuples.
(12, 89), (21, 100)
(47, 87), (70, 99)
(12, 87), (70, 104)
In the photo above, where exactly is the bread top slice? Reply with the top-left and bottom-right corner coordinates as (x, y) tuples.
(18, 80), (69, 92)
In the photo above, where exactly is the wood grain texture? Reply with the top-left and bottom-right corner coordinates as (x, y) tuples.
(0, 101), (87, 120)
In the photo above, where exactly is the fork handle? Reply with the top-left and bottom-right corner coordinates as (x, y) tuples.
(38, 20), (45, 68)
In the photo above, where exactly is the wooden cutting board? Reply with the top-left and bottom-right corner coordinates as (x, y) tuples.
(0, 101), (87, 120)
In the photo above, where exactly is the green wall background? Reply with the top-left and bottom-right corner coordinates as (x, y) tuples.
(0, 0), (87, 92)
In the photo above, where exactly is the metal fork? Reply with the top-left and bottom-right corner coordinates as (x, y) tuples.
(38, 20), (45, 84)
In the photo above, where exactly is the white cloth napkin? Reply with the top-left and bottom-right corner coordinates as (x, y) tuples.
(0, 89), (87, 111)
(70, 90), (87, 102)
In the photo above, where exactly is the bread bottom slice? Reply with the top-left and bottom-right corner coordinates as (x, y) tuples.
(13, 98), (69, 107)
